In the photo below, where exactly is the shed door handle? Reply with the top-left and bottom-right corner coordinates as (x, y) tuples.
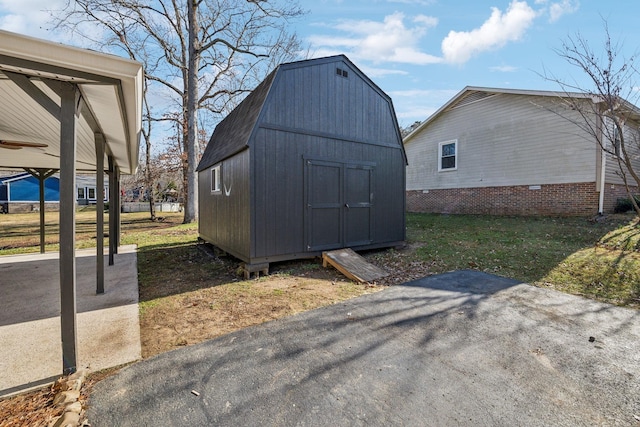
(345, 203), (350, 209)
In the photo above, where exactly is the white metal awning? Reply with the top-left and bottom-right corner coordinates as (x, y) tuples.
(0, 29), (142, 174)
(0, 29), (143, 380)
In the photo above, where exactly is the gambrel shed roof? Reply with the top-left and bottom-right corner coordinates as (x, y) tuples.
(196, 70), (275, 172)
(197, 70), (276, 171)
(197, 55), (406, 172)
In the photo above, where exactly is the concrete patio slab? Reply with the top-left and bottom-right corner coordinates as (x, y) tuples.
(0, 245), (141, 396)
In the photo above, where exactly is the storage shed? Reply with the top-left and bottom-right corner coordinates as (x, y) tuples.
(197, 55), (406, 271)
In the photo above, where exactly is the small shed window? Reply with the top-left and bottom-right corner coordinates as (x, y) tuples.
(211, 164), (222, 193)
(336, 67), (349, 78)
(77, 187), (85, 199)
(438, 140), (457, 171)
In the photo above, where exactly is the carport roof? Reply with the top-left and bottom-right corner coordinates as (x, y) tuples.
(0, 30), (142, 174)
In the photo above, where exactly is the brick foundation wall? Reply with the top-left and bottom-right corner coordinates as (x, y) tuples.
(406, 183), (606, 216)
(602, 184), (639, 213)
(3, 202), (60, 214)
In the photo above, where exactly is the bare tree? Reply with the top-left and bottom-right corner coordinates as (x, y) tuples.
(543, 22), (640, 216)
(121, 145), (182, 209)
(53, 0), (305, 223)
(141, 78), (158, 220)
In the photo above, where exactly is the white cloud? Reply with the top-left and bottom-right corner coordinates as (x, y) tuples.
(0, 0), (65, 38)
(413, 15), (438, 27)
(441, 0), (538, 65)
(359, 66), (409, 78)
(308, 12), (442, 65)
(548, 0), (579, 22)
(396, 106), (438, 123)
(389, 89), (460, 125)
(308, 35), (359, 49)
(309, 0), (576, 69)
(388, 89), (452, 98)
(490, 65), (518, 72)
(0, 13), (27, 33)
(533, 0), (579, 22)
(387, 0), (436, 5)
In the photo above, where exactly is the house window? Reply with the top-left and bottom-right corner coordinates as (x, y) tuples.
(77, 187), (85, 199)
(88, 187), (96, 200)
(438, 140), (457, 171)
(604, 116), (622, 158)
(211, 164), (221, 193)
(612, 126), (622, 157)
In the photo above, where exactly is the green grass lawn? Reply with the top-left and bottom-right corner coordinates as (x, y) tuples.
(405, 213), (640, 307)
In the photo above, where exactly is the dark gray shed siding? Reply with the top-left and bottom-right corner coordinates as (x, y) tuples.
(198, 55), (406, 266)
(251, 128), (405, 261)
(198, 149), (251, 260)
(259, 60), (398, 147)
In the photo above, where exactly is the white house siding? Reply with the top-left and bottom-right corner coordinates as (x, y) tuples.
(604, 153), (628, 185)
(604, 122), (640, 185)
(601, 122), (640, 211)
(405, 93), (596, 192)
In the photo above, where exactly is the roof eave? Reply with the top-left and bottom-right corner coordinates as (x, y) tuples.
(403, 85), (597, 143)
(0, 30), (143, 175)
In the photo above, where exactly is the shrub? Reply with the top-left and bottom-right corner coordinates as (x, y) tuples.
(614, 196), (640, 213)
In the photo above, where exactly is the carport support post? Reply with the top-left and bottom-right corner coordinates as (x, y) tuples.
(111, 162), (120, 252)
(115, 170), (121, 249)
(95, 133), (105, 294)
(24, 168), (56, 254)
(108, 156), (116, 266)
(59, 82), (79, 375)
(37, 171), (46, 253)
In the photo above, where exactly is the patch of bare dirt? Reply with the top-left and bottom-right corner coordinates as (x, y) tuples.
(362, 244), (436, 286)
(140, 260), (382, 358)
(138, 244), (436, 358)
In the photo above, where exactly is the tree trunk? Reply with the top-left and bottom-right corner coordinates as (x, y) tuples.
(145, 135), (156, 221)
(183, 0), (199, 224)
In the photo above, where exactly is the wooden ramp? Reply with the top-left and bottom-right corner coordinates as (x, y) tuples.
(322, 248), (388, 284)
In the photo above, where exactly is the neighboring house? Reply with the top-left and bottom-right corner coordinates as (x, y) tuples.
(404, 86), (640, 216)
(0, 173), (59, 213)
(76, 174), (109, 206)
(197, 55), (407, 270)
(0, 173), (108, 212)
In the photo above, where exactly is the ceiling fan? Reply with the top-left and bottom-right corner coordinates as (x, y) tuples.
(0, 140), (48, 150)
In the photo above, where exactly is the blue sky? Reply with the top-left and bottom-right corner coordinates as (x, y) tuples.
(0, 0), (638, 128)
(296, 0), (640, 127)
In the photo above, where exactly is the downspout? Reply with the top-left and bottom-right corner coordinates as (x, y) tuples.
(598, 145), (606, 214)
(597, 109), (606, 215)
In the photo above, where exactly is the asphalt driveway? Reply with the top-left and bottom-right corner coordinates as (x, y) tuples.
(88, 271), (640, 426)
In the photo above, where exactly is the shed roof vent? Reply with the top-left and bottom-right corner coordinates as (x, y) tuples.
(336, 67), (349, 78)
(449, 91), (496, 110)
